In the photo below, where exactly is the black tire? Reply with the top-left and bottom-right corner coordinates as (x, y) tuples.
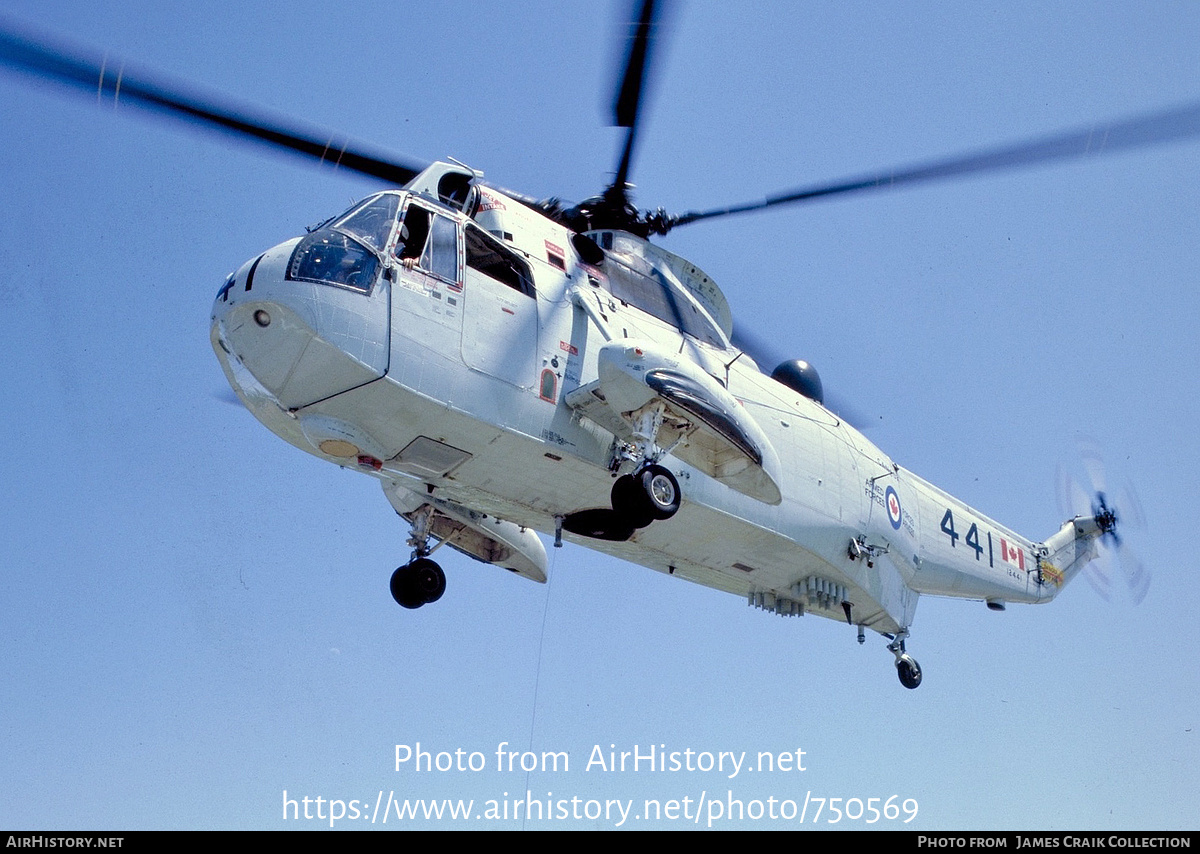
(390, 565), (426, 609)
(409, 557), (446, 604)
(390, 558), (445, 608)
(896, 656), (922, 689)
(611, 475), (655, 528)
(637, 464), (680, 521)
(561, 508), (636, 541)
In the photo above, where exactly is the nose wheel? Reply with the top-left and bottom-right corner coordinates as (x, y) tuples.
(390, 504), (447, 609)
(611, 463), (681, 528)
(390, 557), (446, 609)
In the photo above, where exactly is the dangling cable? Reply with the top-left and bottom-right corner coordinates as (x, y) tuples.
(521, 538), (558, 830)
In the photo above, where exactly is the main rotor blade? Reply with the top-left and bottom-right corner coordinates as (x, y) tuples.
(670, 100), (1200, 230)
(0, 21), (426, 187)
(610, 0), (665, 195)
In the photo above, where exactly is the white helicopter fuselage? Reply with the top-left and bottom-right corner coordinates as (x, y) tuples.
(211, 162), (1101, 679)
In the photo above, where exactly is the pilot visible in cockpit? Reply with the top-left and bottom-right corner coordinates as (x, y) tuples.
(394, 206), (431, 270)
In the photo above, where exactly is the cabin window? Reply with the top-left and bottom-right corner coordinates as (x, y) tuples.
(605, 263), (723, 348)
(465, 223), (534, 297)
(539, 369), (557, 402)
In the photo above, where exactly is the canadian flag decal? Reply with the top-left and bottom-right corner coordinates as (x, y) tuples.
(999, 538), (1025, 570)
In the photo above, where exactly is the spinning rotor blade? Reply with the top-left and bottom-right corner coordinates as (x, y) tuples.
(0, 21), (425, 187)
(1056, 464), (1112, 600)
(559, 0), (673, 234)
(213, 388), (246, 409)
(610, 0), (665, 195)
(730, 327), (871, 429)
(1056, 438), (1150, 604)
(1119, 552), (1151, 607)
(665, 100), (1200, 232)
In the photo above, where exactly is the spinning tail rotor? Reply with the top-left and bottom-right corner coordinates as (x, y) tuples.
(1056, 437), (1149, 604)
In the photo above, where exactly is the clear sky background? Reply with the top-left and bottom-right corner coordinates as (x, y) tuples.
(1, 0), (1197, 830)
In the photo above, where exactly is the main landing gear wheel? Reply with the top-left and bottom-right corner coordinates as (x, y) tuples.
(611, 475), (653, 528)
(611, 464), (681, 528)
(896, 654), (922, 690)
(390, 557), (446, 609)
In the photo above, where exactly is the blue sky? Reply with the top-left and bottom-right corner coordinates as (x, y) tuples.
(1, 0), (1197, 830)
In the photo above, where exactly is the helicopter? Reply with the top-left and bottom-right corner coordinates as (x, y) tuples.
(0, 3), (1176, 690)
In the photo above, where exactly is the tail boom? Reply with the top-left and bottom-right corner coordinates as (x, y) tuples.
(1033, 515), (1105, 601)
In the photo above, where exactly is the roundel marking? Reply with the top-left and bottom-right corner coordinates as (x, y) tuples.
(885, 485), (903, 530)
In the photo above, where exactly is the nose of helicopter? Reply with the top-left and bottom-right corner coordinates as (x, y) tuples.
(210, 237), (390, 412)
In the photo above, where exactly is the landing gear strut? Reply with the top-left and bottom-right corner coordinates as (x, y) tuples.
(887, 631), (922, 689)
(390, 504), (446, 609)
(605, 399), (682, 530)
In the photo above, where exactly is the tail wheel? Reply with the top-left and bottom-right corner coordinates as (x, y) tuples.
(896, 655), (922, 689)
(390, 566), (425, 609)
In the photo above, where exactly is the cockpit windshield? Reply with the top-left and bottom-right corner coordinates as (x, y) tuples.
(287, 193), (401, 292)
(333, 193), (400, 253)
(288, 231), (379, 291)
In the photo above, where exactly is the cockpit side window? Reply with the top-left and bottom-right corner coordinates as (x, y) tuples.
(394, 205), (430, 262)
(423, 215), (459, 282)
(465, 224), (534, 297)
(395, 204), (459, 283)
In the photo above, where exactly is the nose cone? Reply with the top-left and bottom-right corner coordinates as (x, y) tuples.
(211, 237), (390, 411)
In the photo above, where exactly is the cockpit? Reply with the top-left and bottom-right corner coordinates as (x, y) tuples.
(280, 163), (731, 354)
(284, 188), (535, 301)
(287, 193), (399, 292)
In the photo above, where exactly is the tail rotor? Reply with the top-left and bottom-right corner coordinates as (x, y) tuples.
(1056, 437), (1149, 604)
